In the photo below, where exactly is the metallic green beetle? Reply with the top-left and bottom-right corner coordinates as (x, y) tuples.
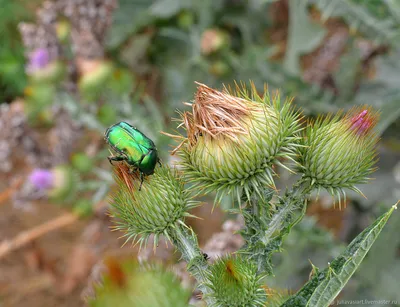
(105, 122), (160, 189)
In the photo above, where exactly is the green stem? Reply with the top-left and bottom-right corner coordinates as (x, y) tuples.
(261, 181), (312, 246)
(167, 223), (215, 305)
(239, 179), (314, 274)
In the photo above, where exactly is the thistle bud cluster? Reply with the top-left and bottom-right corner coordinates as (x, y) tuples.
(107, 82), (381, 307)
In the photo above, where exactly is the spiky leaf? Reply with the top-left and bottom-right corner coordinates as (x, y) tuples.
(281, 203), (397, 307)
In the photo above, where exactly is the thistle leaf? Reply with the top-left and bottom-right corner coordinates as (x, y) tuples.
(311, 0), (400, 47)
(281, 203), (398, 307)
(284, 0), (326, 75)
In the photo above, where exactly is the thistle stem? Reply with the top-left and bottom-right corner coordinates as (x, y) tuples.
(261, 183), (310, 246)
(239, 179), (314, 274)
(167, 223), (215, 305)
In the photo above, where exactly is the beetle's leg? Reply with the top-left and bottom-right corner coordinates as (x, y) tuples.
(139, 172), (144, 191)
(157, 157), (162, 166)
(108, 155), (126, 165)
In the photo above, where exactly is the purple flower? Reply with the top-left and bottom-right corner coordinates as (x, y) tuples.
(27, 48), (50, 73)
(29, 169), (54, 190)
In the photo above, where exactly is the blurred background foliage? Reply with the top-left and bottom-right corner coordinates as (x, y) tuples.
(1, 0), (399, 306)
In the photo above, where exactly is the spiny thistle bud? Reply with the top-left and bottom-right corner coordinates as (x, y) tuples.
(89, 258), (190, 307)
(297, 106), (379, 205)
(110, 164), (199, 248)
(171, 82), (301, 203)
(204, 255), (267, 307)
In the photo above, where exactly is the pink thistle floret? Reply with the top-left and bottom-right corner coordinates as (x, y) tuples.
(348, 107), (378, 135)
(27, 48), (51, 73)
(29, 168), (54, 190)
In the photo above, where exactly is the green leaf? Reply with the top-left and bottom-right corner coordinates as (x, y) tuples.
(284, 0), (326, 75)
(106, 0), (154, 49)
(350, 208), (400, 303)
(149, 0), (189, 18)
(354, 51), (400, 135)
(312, 0), (400, 47)
(281, 203), (398, 307)
(333, 43), (361, 103)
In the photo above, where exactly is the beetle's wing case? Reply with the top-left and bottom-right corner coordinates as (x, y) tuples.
(119, 122), (156, 149)
(106, 121), (157, 165)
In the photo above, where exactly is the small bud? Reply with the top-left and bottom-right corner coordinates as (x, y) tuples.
(88, 259), (190, 307)
(171, 82), (301, 203)
(78, 59), (114, 100)
(71, 152), (93, 174)
(48, 165), (78, 203)
(298, 106), (379, 205)
(201, 29), (230, 55)
(110, 164), (198, 247)
(56, 18), (71, 43)
(204, 255), (267, 306)
(209, 60), (230, 77)
(107, 68), (134, 95)
(177, 11), (195, 30)
(73, 199), (93, 218)
(97, 103), (118, 126)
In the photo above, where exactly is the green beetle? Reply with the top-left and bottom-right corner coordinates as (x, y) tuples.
(105, 122), (160, 189)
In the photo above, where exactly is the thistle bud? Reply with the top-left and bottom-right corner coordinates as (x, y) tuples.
(56, 18), (71, 44)
(172, 82), (301, 203)
(200, 29), (230, 55)
(78, 59), (114, 100)
(110, 164), (198, 247)
(298, 106), (379, 204)
(48, 165), (78, 202)
(204, 255), (266, 306)
(89, 259), (190, 307)
(71, 152), (93, 174)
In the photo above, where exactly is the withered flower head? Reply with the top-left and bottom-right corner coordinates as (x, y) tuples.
(172, 82), (302, 203)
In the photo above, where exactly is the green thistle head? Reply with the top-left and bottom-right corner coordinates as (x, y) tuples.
(110, 164), (198, 248)
(172, 82), (301, 203)
(89, 258), (190, 307)
(204, 255), (267, 307)
(297, 106), (379, 205)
